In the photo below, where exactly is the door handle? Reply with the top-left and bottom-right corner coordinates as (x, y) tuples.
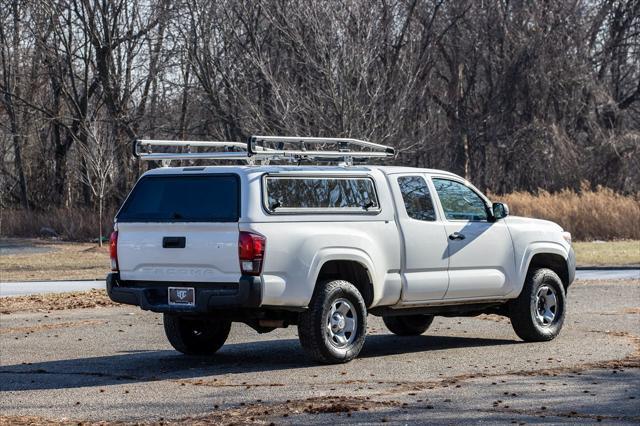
(449, 232), (466, 241)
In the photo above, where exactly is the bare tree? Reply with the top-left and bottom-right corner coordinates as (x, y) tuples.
(77, 123), (116, 246)
(0, 0), (31, 209)
(1, 0), (639, 235)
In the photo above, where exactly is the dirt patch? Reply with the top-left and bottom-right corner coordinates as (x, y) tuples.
(502, 331), (640, 375)
(0, 417), (119, 426)
(0, 397), (398, 426)
(372, 331), (640, 397)
(176, 378), (285, 388)
(0, 417), (122, 426)
(476, 314), (509, 323)
(0, 289), (118, 314)
(176, 396), (400, 425)
(573, 279), (639, 286)
(487, 406), (639, 423)
(301, 396), (386, 414)
(0, 319), (105, 335)
(0, 417), (73, 426)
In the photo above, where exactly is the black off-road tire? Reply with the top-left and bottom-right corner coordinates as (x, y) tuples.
(509, 268), (566, 342)
(298, 280), (367, 364)
(163, 314), (231, 355)
(383, 314), (434, 336)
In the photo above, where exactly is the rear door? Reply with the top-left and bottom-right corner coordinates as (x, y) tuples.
(116, 174), (241, 283)
(390, 174), (450, 302)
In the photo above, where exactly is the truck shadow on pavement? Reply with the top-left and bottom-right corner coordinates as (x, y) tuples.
(0, 334), (516, 392)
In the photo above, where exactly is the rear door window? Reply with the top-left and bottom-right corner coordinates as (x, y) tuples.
(397, 176), (436, 221)
(265, 176), (379, 213)
(117, 175), (239, 222)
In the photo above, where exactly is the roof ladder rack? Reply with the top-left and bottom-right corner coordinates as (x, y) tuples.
(133, 135), (395, 166)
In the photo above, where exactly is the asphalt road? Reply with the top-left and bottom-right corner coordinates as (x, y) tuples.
(1, 279), (639, 424)
(575, 269), (640, 281)
(2, 269), (639, 297)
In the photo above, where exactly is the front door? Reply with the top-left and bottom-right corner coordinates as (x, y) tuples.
(431, 177), (516, 299)
(391, 174), (450, 302)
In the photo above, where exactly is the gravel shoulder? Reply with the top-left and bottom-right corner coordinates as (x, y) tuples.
(0, 279), (638, 424)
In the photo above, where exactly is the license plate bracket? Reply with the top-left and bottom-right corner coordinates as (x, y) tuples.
(168, 287), (195, 306)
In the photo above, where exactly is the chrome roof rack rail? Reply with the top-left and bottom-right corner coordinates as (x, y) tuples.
(133, 136), (395, 166)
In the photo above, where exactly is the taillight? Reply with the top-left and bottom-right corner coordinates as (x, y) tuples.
(238, 231), (265, 276)
(109, 231), (119, 271)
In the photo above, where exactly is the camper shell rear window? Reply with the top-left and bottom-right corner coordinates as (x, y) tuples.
(117, 174), (239, 222)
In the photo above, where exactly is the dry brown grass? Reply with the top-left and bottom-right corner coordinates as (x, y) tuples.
(573, 240), (640, 266)
(0, 207), (116, 241)
(0, 239), (109, 281)
(2, 188), (639, 242)
(497, 187), (640, 241)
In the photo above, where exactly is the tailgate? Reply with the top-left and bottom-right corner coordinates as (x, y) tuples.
(115, 173), (241, 283)
(117, 222), (240, 282)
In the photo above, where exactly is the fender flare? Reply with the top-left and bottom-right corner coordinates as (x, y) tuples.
(514, 242), (570, 294)
(307, 247), (377, 291)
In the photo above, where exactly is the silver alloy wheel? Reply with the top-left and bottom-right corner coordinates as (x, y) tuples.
(534, 285), (558, 326)
(326, 298), (358, 348)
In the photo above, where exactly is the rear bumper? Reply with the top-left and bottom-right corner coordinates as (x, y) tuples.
(106, 272), (262, 313)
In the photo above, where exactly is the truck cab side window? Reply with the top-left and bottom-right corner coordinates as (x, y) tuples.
(398, 176), (436, 221)
(265, 176), (379, 212)
(432, 178), (488, 221)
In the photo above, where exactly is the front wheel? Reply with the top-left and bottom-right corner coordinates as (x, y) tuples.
(163, 314), (231, 355)
(298, 280), (367, 364)
(509, 268), (566, 342)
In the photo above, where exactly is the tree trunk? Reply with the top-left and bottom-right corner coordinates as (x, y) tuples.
(98, 194), (103, 247)
(4, 0), (28, 209)
(11, 131), (29, 210)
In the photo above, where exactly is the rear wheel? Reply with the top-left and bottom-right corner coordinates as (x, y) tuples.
(163, 314), (231, 355)
(509, 268), (566, 342)
(298, 280), (367, 364)
(383, 314), (434, 336)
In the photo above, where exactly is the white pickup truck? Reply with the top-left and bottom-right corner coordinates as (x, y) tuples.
(107, 136), (575, 364)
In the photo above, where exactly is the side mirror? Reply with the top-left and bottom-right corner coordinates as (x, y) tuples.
(492, 202), (509, 220)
